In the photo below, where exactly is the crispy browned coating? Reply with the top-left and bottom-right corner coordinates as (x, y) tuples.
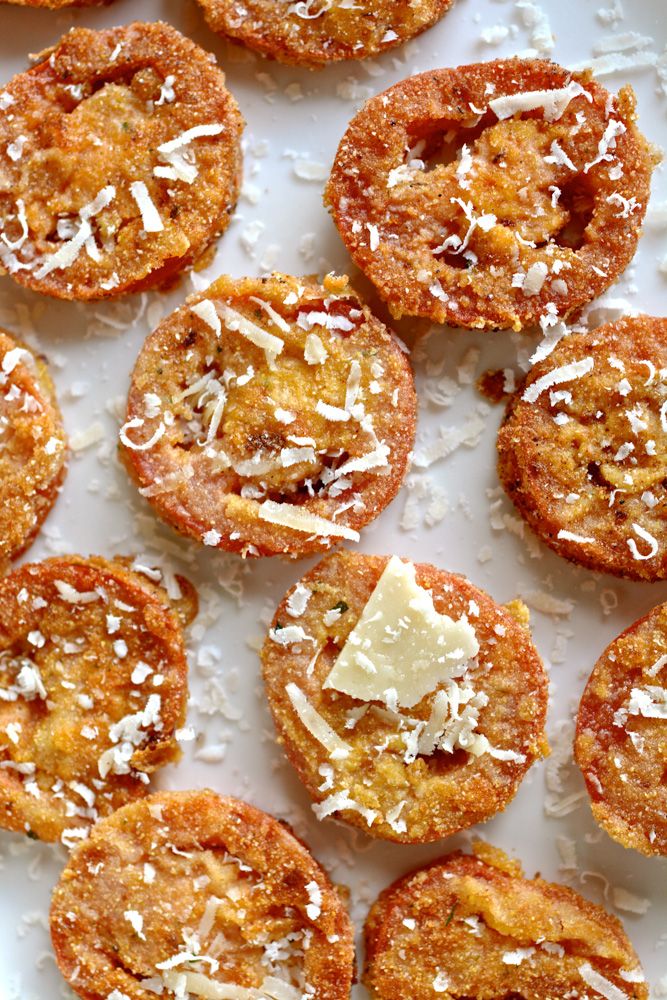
(261, 551), (549, 843)
(121, 272), (417, 558)
(0, 556), (196, 844)
(50, 789), (355, 1000)
(0, 22), (243, 301)
(576, 602), (667, 856)
(4, 0), (112, 6)
(325, 58), (655, 331)
(0, 328), (67, 568)
(364, 842), (648, 999)
(498, 315), (667, 581)
(196, 0), (455, 69)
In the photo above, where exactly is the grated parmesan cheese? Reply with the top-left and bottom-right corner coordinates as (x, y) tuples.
(258, 500), (359, 541)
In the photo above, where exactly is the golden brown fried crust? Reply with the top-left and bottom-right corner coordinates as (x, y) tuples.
(575, 602), (667, 856)
(121, 272), (417, 558)
(0, 21), (243, 301)
(325, 58), (655, 331)
(364, 843), (648, 1000)
(498, 315), (667, 581)
(0, 328), (67, 568)
(261, 551), (549, 843)
(196, 0), (454, 69)
(0, 556), (194, 843)
(4, 0), (112, 6)
(50, 789), (355, 1000)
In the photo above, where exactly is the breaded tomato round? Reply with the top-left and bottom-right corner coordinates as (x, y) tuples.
(576, 601), (667, 856)
(364, 842), (648, 999)
(0, 22), (243, 301)
(50, 789), (355, 1000)
(0, 556), (196, 845)
(261, 551), (548, 843)
(120, 272), (417, 558)
(325, 59), (655, 331)
(195, 0), (455, 69)
(0, 328), (67, 568)
(498, 315), (667, 581)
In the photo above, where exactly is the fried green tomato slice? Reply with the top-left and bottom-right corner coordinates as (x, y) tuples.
(363, 842), (648, 1000)
(325, 58), (655, 331)
(0, 556), (196, 845)
(498, 315), (667, 581)
(195, 0), (455, 69)
(50, 789), (355, 1000)
(576, 601), (667, 856)
(261, 550), (548, 843)
(0, 328), (67, 568)
(0, 22), (243, 301)
(120, 272), (417, 558)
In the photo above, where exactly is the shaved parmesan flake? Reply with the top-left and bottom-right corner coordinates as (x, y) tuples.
(2, 347), (28, 375)
(287, 583), (311, 618)
(325, 556), (478, 709)
(304, 333), (328, 364)
(161, 970), (257, 998)
(124, 910), (145, 940)
(286, 682), (350, 757)
(522, 261), (549, 296)
(316, 400), (350, 421)
(335, 445), (390, 476)
(578, 963), (628, 1000)
(120, 417), (166, 452)
(490, 82), (588, 122)
(34, 219), (92, 279)
(217, 303), (284, 356)
(523, 357), (594, 403)
(191, 299), (222, 336)
(54, 581), (100, 604)
(130, 181), (164, 233)
(557, 529), (595, 544)
(433, 971), (450, 992)
(313, 788), (377, 827)
(626, 686), (667, 720)
(258, 500), (359, 541)
(157, 124), (224, 155)
(627, 523), (659, 560)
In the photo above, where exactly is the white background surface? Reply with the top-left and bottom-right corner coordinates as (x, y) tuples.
(1, 0), (667, 997)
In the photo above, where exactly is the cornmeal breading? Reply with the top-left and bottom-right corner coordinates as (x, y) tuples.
(0, 556), (195, 843)
(262, 551), (548, 843)
(50, 789), (355, 1000)
(121, 273), (417, 558)
(498, 315), (667, 580)
(0, 328), (67, 568)
(0, 22), (243, 300)
(364, 843), (648, 999)
(576, 601), (667, 856)
(325, 58), (655, 330)
(195, 0), (455, 68)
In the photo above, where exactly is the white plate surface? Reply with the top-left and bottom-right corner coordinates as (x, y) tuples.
(1, 0), (667, 996)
